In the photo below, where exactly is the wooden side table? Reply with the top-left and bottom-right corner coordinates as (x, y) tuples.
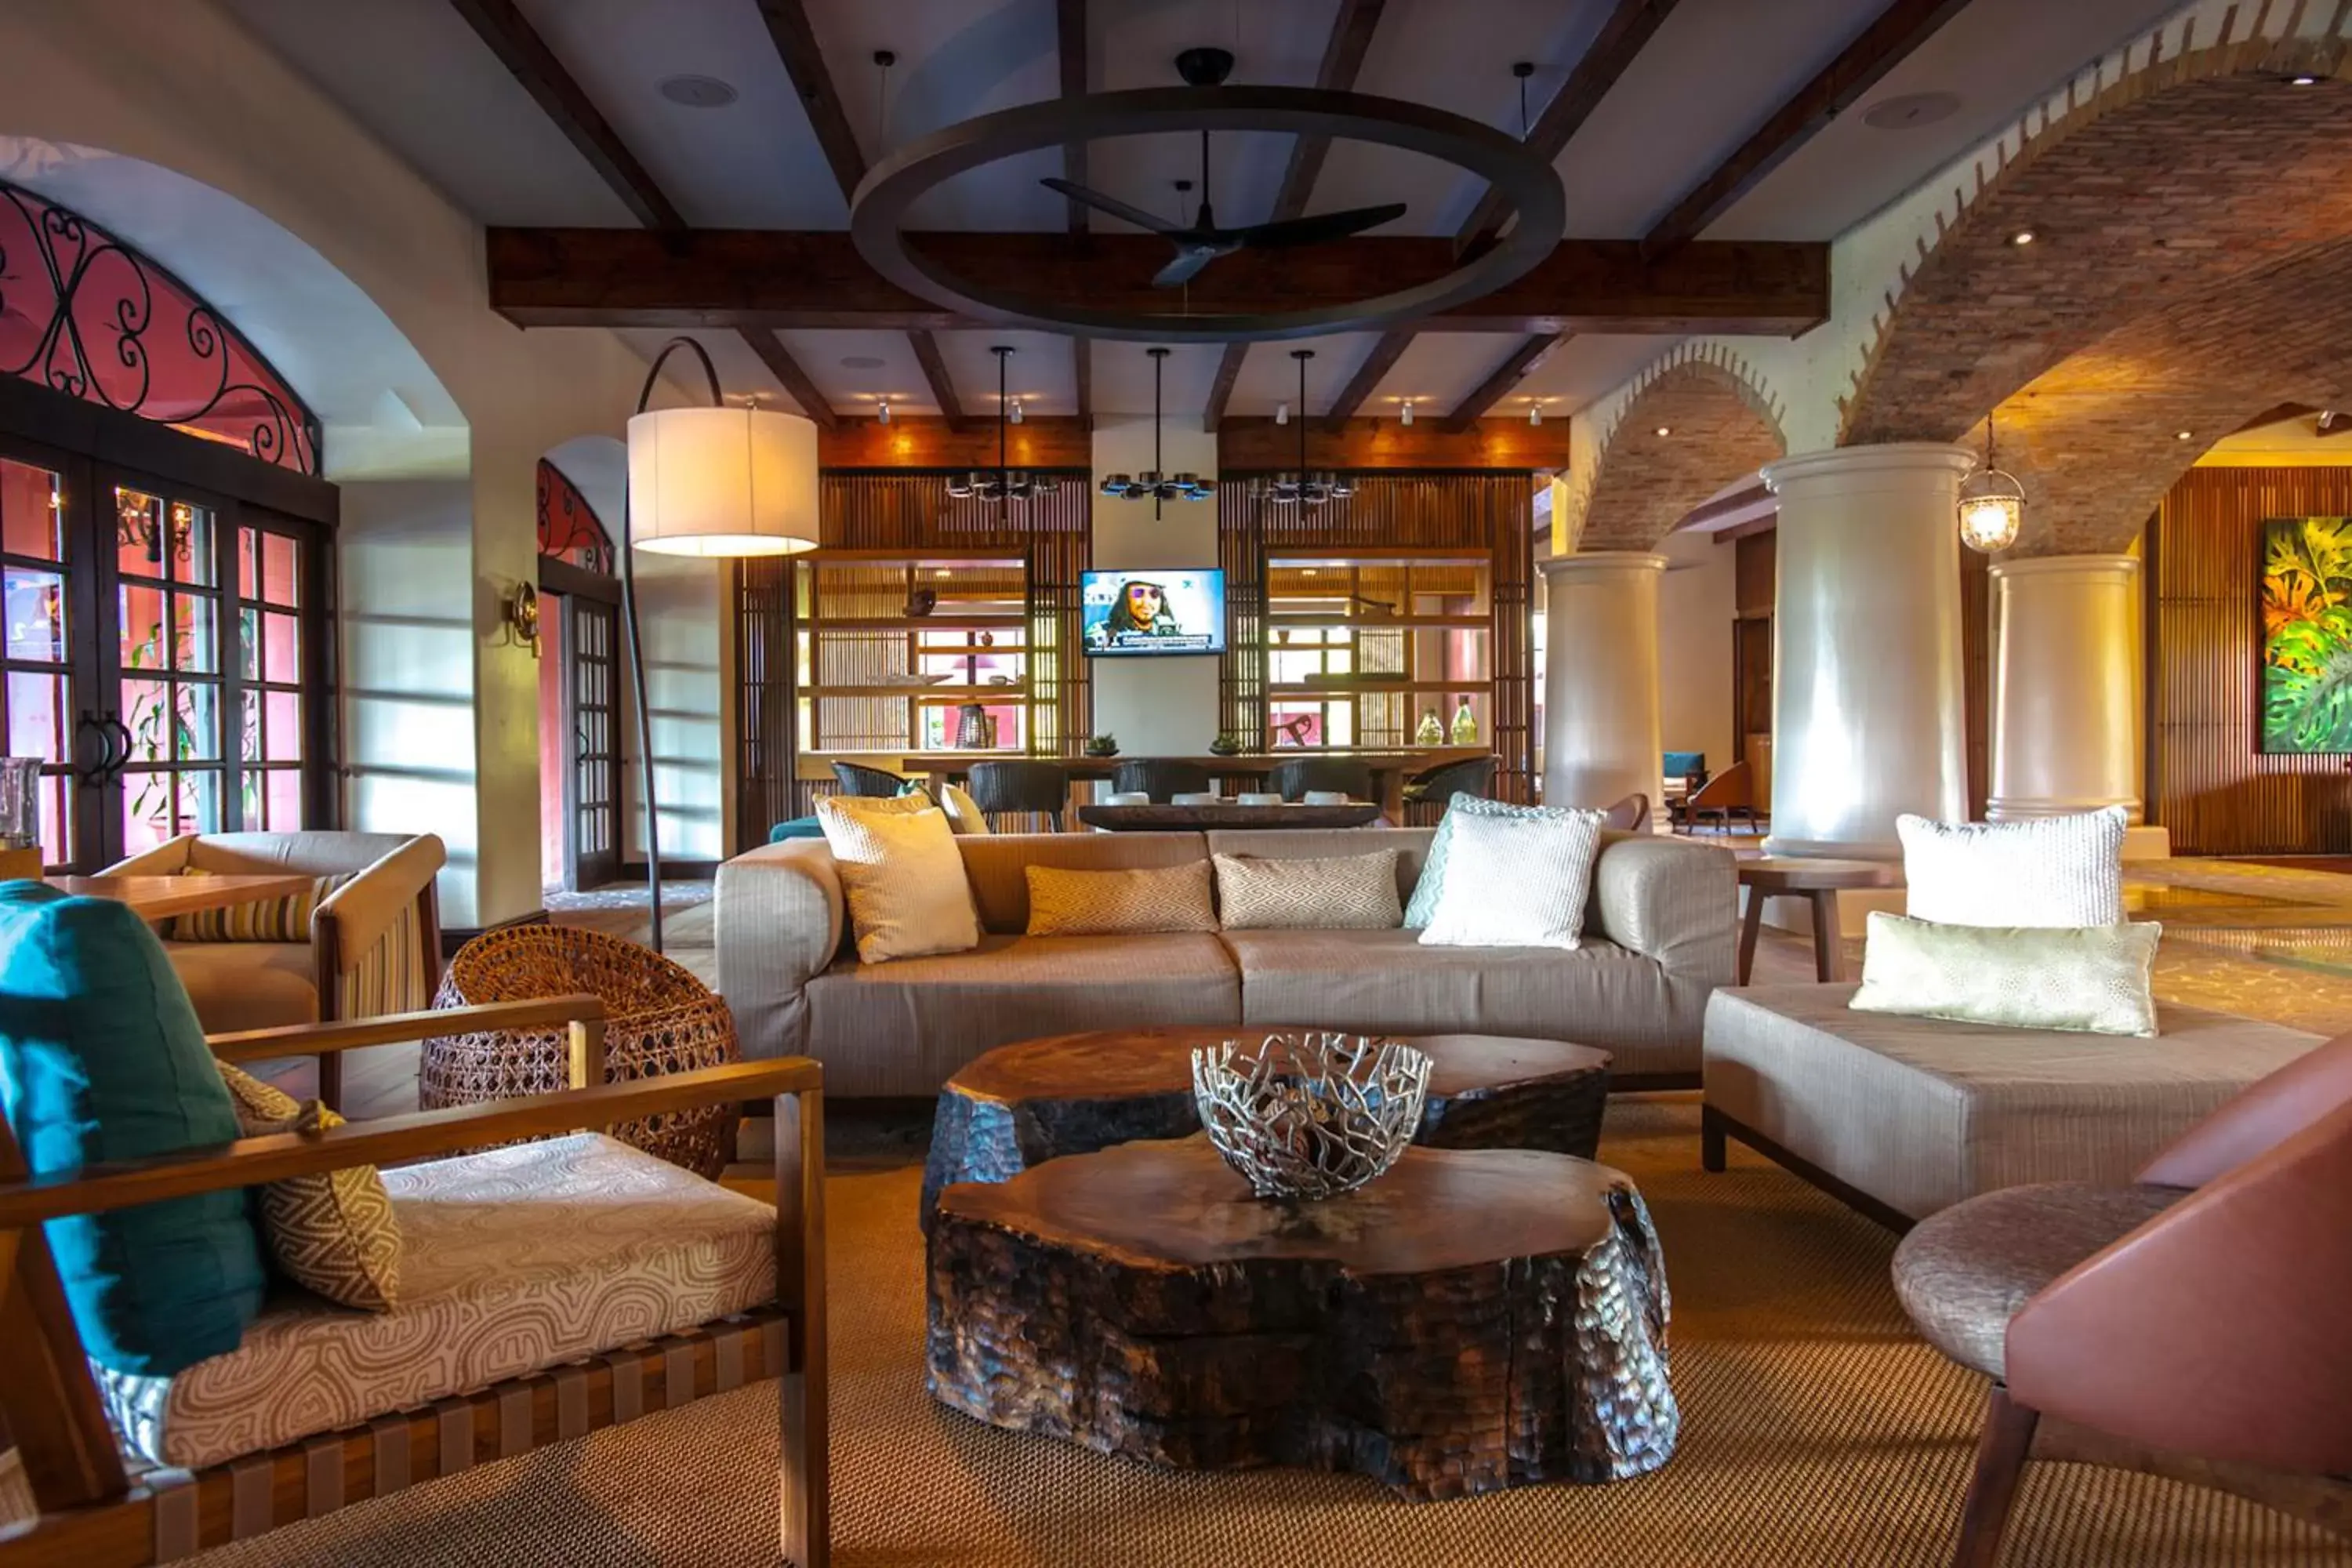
(1736, 856), (1900, 983)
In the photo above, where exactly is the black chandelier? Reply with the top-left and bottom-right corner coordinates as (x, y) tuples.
(946, 346), (1058, 503)
(1250, 350), (1352, 508)
(1100, 347), (1212, 504)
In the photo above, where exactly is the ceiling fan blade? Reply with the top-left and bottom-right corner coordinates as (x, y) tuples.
(1151, 246), (1221, 289)
(1238, 202), (1408, 249)
(1039, 178), (1185, 237)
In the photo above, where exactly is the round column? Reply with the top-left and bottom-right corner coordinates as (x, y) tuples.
(1761, 443), (1976, 860)
(1540, 553), (1666, 813)
(1987, 554), (2142, 821)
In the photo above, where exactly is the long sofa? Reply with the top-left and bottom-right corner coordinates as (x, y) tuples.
(715, 826), (1737, 1096)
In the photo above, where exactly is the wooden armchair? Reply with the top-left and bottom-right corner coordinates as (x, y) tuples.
(1682, 761), (1759, 834)
(0, 998), (827, 1567)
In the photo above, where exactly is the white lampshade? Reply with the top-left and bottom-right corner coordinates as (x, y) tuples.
(627, 405), (818, 557)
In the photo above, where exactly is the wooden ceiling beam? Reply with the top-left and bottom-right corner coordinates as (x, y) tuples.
(739, 329), (841, 430)
(1204, 0), (1388, 432)
(1443, 332), (1570, 431)
(1642, 0), (1973, 252)
(447, 0), (684, 231)
(908, 329), (969, 432)
(1327, 332), (1414, 421)
(755, 0), (867, 203)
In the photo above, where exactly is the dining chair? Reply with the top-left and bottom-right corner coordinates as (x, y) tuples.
(1399, 756), (1496, 826)
(829, 760), (911, 798)
(966, 760), (1071, 832)
(1268, 757), (1375, 803)
(1111, 758), (1213, 804)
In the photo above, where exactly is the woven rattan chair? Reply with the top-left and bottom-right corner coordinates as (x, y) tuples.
(1268, 757), (1375, 803)
(1112, 758), (1213, 804)
(422, 926), (741, 1177)
(830, 760), (910, 798)
(967, 760), (1070, 832)
(1399, 755), (1496, 826)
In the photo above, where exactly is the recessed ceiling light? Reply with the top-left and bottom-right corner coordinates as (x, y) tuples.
(2289, 74), (2320, 85)
(1653, 425), (1671, 437)
(2009, 230), (2035, 246)
(658, 74), (738, 109)
(1301, 568), (1319, 575)
(2175, 430), (2194, 441)
(1861, 91), (1962, 131)
(840, 355), (886, 370)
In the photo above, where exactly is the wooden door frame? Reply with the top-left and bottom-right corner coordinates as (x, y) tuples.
(537, 556), (625, 891)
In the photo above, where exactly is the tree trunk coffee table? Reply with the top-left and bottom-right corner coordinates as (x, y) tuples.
(927, 1138), (1678, 1501)
(920, 1026), (1610, 1226)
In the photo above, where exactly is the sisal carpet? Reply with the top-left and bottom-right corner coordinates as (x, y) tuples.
(187, 1096), (2347, 1568)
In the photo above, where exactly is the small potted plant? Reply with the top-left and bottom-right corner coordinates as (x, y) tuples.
(1207, 732), (1244, 757)
(1083, 734), (1120, 757)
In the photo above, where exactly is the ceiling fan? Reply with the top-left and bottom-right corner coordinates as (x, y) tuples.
(1040, 46), (1406, 289)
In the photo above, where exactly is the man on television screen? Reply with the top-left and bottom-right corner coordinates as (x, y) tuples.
(1090, 578), (1183, 648)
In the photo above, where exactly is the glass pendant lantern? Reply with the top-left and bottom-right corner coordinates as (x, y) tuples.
(1956, 411), (2024, 554)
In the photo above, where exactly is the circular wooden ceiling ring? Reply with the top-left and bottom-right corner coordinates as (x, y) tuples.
(849, 85), (1567, 343)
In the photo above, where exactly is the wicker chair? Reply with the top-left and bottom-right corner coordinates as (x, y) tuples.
(1268, 757), (1375, 803)
(1399, 755), (1496, 826)
(422, 926), (741, 1177)
(830, 760), (910, 798)
(1112, 758), (1213, 804)
(967, 760), (1070, 832)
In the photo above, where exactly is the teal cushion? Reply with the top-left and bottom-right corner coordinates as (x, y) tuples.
(768, 817), (825, 843)
(0, 881), (264, 1374)
(1404, 794), (1608, 928)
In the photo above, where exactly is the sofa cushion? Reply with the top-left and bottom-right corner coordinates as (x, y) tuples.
(1892, 1181), (2185, 1378)
(168, 869), (348, 942)
(1203, 829), (1432, 909)
(1219, 927), (1696, 1078)
(1213, 849), (1402, 931)
(1026, 861), (1218, 935)
(956, 832), (1208, 935)
(1704, 985), (2321, 1221)
(164, 940), (320, 1034)
(94, 1133), (775, 1470)
(0, 884), (267, 1376)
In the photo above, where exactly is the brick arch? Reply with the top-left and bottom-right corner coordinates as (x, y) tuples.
(1841, 27), (2352, 448)
(1986, 234), (2352, 554)
(1577, 360), (1785, 550)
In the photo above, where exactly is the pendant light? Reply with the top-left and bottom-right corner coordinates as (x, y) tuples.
(946, 347), (1058, 504)
(1957, 409), (2024, 554)
(1250, 350), (1352, 508)
(1099, 347), (1212, 505)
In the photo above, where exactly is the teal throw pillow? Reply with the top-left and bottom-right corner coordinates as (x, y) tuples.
(0, 881), (265, 1374)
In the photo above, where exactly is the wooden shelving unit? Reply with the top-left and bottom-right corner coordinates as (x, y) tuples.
(796, 557), (1040, 758)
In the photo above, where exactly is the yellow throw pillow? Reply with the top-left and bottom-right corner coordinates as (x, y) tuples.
(817, 796), (982, 963)
(1025, 861), (1218, 936)
(1849, 913), (2161, 1037)
(169, 869), (350, 942)
(938, 781), (993, 837)
(1214, 850), (1402, 931)
(215, 1062), (401, 1310)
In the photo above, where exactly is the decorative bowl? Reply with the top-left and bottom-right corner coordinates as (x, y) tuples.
(1207, 733), (1243, 756)
(1083, 735), (1120, 757)
(1191, 1033), (1432, 1201)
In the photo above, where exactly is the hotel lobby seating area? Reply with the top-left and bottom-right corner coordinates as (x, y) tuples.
(7, 0), (2352, 1563)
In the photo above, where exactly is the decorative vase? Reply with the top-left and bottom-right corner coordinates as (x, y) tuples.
(955, 702), (989, 749)
(1414, 709), (1445, 747)
(1450, 701), (1478, 746)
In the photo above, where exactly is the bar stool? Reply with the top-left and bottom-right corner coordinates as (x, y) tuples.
(1112, 758), (1213, 804)
(967, 760), (1072, 832)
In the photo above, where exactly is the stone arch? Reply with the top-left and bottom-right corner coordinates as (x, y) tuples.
(1576, 354), (1786, 550)
(1840, 20), (2352, 448)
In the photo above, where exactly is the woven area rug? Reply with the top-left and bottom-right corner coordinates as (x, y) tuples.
(190, 1097), (2347, 1567)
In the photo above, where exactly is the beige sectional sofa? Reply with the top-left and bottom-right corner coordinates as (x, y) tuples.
(716, 826), (1737, 1096)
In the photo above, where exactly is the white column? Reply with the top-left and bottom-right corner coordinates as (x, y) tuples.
(1762, 443), (1976, 860)
(1540, 553), (1665, 812)
(1987, 554), (2142, 821)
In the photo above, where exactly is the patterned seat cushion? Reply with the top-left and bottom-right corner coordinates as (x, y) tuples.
(96, 1134), (776, 1469)
(1891, 1181), (2186, 1379)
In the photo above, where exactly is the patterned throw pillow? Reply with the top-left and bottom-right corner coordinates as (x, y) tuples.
(1417, 807), (1606, 950)
(1849, 913), (2160, 1036)
(817, 795), (982, 963)
(1025, 862), (1218, 936)
(1404, 794), (1602, 929)
(1896, 807), (2127, 928)
(169, 870), (351, 942)
(1214, 851), (1402, 931)
(214, 1062), (401, 1310)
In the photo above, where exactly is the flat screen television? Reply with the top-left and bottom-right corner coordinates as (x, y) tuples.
(1080, 568), (1227, 656)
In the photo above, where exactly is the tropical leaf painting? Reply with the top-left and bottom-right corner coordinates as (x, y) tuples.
(2262, 516), (2352, 753)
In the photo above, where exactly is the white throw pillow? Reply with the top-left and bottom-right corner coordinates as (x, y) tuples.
(817, 796), (981, 963)
(1417, 808), (1604, 950)
(1897, 806), (2127, 927)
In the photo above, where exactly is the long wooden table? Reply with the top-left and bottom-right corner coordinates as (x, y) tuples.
(896, 747), (1490, 821)
(45, 873), (318, 923)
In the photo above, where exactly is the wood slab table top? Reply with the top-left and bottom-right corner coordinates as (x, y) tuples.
(44, 873), (318, 922)
(1076, 802), (1384, 831)
(1734, 855), (1900, 893)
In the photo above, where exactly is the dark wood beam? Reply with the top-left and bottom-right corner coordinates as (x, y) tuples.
(1204, 0), (1388, 431)
(1457, 0), (1682, 249)
(1443, 332), (1569, 430)
(908, 329), (969, 431)
(1642, 0), (1973, 252)
(1057, 0), (1090, 231)
(488, 229), (1830, 336)
(819, 416), (1091, 469)
(1327, 332), (1414, 421)
(1218, 416), (1570, 472)
(739, 329), (841, 431)
(755, 0), (867, 203)
(447, 0), (684, 230)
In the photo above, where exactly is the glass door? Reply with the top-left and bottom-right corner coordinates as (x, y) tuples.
(0, 444), (100, 868)
(565, 593), (621, 890)
(107, 475), (231, 857)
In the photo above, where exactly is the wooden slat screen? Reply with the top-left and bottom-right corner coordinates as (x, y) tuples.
(731, 556), (793, 849)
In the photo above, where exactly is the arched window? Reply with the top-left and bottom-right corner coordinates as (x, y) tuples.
(537, 458), (613, 573)
(0, 180), (320, 474)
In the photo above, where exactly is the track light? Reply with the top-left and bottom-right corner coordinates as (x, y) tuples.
(1400, 400), (1415, 426)
(1527, 402), (1543, 426)
(1009, 397), (1024, 425)
(1276, 401), (1289, 426)
(877, 397), (891, 424)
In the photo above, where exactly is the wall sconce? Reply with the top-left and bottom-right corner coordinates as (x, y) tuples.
(504, 581), (543, 659)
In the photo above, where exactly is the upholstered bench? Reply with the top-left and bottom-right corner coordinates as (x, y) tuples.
(1700, 984), (2323, 1227)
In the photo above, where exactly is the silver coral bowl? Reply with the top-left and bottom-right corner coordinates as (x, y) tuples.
(1190, 1032), (1432, 1201)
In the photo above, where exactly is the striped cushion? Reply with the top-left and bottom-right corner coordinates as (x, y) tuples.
(215, 1063), (401, 1311)
(1025, 861), (1218, 936)
(1213, 851), (1402, 931)
(1417, 807), (1605, 950)
(169, 871), (350, 942)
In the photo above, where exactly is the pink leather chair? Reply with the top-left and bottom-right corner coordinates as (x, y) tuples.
(1892, 1036), (2352, 1563)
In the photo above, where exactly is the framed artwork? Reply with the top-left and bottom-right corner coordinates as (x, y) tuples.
(2260, 514), (2352, 753)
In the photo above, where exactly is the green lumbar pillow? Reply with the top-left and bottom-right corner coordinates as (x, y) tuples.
(0, 881), (265, 1374)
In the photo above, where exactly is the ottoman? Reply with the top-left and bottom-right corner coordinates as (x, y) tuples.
(1700, 984), (2322, 1227)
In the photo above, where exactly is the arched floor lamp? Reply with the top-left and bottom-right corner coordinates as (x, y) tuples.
(624, 338), (819, 951)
